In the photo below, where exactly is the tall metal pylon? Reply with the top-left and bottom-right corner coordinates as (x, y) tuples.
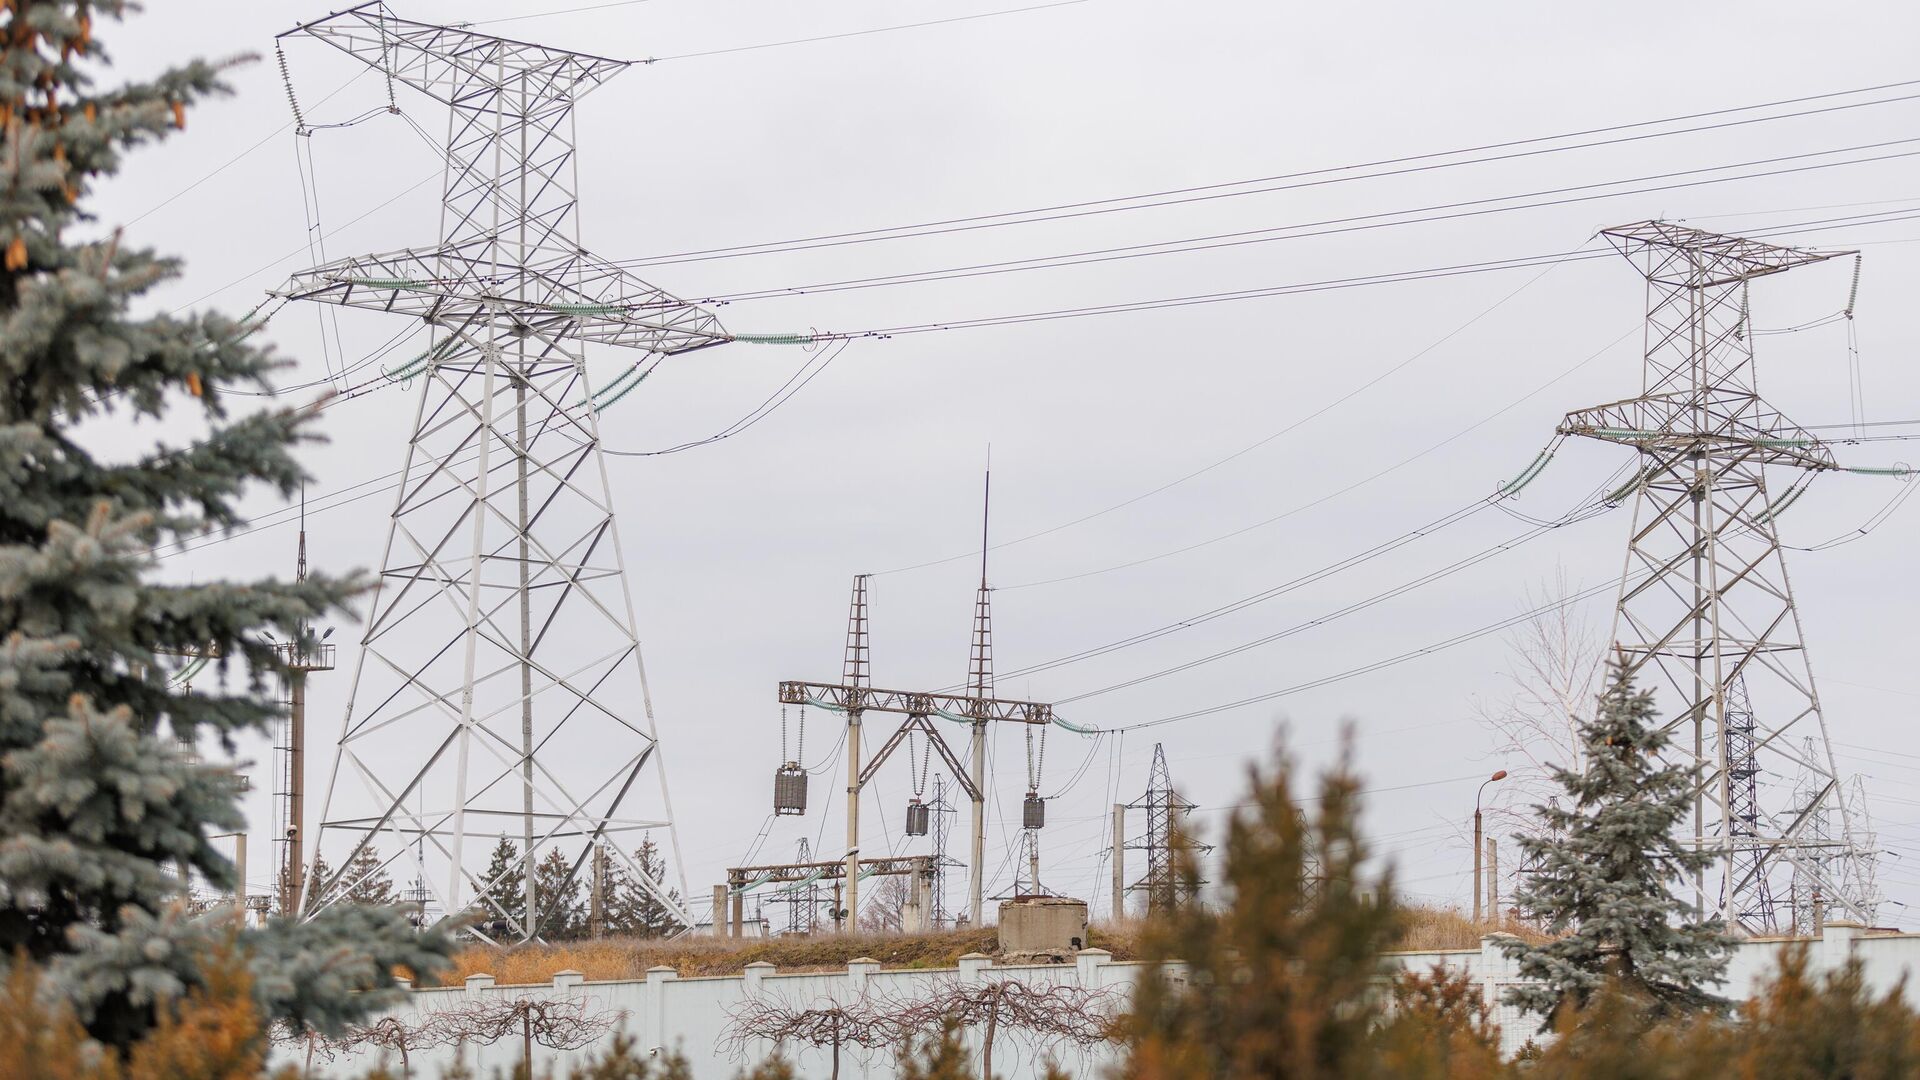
(1559, 221), (1878, 931)
(278, 4), (730, 932)
(1126, 744), (1206, 914)
(1724, 677), (1777, 931)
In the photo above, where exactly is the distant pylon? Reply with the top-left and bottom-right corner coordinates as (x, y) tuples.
(1724, 677), (1776, 933)
(1127, 744), (1208, 913)
(1559, 221), (1878, 929)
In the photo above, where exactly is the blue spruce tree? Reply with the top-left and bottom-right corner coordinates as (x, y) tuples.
(0, 0), (451, 1050)
(1502, 660), (1732, 1026)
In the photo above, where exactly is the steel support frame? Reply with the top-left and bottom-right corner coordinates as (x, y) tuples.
(1560, 221), (1875, 932)
(286, 6), (720, 933)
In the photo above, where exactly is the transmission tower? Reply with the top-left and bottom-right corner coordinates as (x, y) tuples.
(1724, 677), (1776, 932)
(765, 838), (823, 936)
(927, 775), (960, 926)
(1559, 221), (1878, 930)
(1786, 737), (1884, 934)
(280, 4), (731, 933)
(1126, 744), (1207, 914)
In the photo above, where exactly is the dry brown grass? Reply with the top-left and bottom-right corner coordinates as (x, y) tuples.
(433, 910), (1530, 986)
(1392, 905), (1552, 952)
(436, 923), (1146, 986)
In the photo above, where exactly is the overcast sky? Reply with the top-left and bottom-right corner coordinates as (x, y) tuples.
(93, 1), (1920, 927)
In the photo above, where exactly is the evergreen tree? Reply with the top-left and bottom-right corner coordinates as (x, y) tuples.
(0, 0), (450, 1049)
(608, 838), (680, 938)
(341, 844), (394, 907)
(1502, 661), (1732, 1026)
(296, 853), (333, 916)
(533, 847), (585, 941)
(477, 834), (525, 934)
(1116, 738), (1406, 1079)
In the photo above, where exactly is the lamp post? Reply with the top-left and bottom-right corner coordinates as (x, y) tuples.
(1473, 770), (1508, 923)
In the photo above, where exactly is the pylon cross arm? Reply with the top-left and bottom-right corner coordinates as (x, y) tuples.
(276, 248), (729, 355)
(1603, 220), (1853, 287)
(285, 2), (632, 106)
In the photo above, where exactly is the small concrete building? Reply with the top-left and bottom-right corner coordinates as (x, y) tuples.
(998, 895), (1090, 959)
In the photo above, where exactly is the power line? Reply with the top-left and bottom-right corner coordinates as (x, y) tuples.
(869, 251), (1590, 578)
(988, 323), (1636, 592)
(1054, 497), (1614, 706)
(1069, 572), (1634, 734)
(153, 210), (1909, 566)
(618, 79), (1920, 269)
(649, 0), (1090, 63)
(804, 204), (1915, 341)
(697, 141), (1920, 304)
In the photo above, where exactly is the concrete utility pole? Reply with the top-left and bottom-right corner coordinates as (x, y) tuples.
(1111, 804), (1126, 920)
(1473, 771), (1505, 924)
(1486, 838), (1498, 919)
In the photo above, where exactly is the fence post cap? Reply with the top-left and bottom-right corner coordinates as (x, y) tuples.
(553, 969), (586, 990)
(464, 973), (495, 990)
(745, 961), (778, 971)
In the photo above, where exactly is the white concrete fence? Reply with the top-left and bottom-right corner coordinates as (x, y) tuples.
(273, 923), (1920, 1077)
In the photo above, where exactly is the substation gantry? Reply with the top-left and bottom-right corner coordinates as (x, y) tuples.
(775, 574), (1060, 931)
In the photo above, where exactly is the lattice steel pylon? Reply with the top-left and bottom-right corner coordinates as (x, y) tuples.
(1558, 221), (1877, 932)
(1724, 677), (1777, 932)
(1126, 744), (1206, 914)
(278, 3), (731, 933)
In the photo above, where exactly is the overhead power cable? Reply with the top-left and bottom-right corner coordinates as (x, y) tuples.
(647, 0), (1090, 62)
(1067, 573), (1636, 734)
(618, 78), (1920, 269)
(874, 253), (1584, 577)
(1054, 491), (1615, 706)
(813, 206), (1918, 341)
(697, 142), (1920, 305)
(151, 208), (1911, 565)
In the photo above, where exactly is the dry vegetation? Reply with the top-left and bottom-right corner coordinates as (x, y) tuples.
(1393, 906), (1553, 952)
(436, 924), (1147, 985)
(435, 908), (1542, 985)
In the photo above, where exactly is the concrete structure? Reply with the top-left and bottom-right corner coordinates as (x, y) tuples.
(997, 896), (1090, 959)
(274, 924), (1920, 1076)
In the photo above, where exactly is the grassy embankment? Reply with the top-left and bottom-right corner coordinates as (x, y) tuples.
(436, 907), (1547, 985)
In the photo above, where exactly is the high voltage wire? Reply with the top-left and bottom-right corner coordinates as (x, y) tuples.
(151, 208), (1908, 566)
(617, 80), (1920, 269)
(985, 323), (1638, 592)
(1054, 497), (1616, 706)
(647, 0), (1091, 62)
(871, 251), (1592, 578)
(698, 143), (1920, 306)
(1041, 460), (1920, 733)
(810, 202), (1920, 342)
(1064, 572), (1637, 734)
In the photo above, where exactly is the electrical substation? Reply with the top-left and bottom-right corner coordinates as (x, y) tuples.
(193, 2), (1920, 947)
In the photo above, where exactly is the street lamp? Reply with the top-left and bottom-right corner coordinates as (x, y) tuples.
(1473, 770), (1508, 924)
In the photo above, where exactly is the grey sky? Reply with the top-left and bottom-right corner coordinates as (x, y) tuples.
(97, 1), (1920, 923)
